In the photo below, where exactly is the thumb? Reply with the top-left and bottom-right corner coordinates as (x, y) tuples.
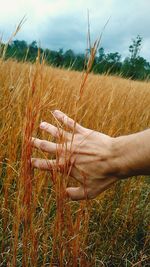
(66, 186), (87, 201)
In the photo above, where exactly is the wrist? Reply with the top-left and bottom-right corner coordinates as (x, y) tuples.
(111, 131), (149, 179)
(110, 135), (137, 179)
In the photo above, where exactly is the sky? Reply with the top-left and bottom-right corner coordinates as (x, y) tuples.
(0, 0), (150, 60)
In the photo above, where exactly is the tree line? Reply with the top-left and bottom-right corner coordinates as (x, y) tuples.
(1, 35), (150, 80)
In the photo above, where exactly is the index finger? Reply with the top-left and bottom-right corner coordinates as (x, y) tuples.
(52, 110), (85, 133)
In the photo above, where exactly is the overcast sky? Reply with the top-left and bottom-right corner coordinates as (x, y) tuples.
(0, 0), (150, 60)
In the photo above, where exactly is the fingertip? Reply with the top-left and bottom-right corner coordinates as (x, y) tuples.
(30, 157), (36, 168)
(66, 188), (74, 200)
(31, 157), (36, 163)
(66, 187), (85, 201)
(31, 137), (36, 145)
(40, 122), (47, 129)
(52, 110), (61, 115)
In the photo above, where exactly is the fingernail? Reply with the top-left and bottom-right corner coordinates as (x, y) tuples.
(40, 122), (47, 129)
(53, 110), (62, 118)
(53, 110), (60, 115)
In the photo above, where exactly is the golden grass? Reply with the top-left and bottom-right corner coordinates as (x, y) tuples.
(0, 58), (150, 266)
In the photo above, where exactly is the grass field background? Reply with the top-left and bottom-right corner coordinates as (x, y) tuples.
(0, 58), (150, 266)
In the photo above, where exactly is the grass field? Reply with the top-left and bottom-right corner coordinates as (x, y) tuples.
(0, 58), (150, 266)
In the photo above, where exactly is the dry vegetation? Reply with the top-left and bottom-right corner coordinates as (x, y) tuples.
(0, 58), (150, 266)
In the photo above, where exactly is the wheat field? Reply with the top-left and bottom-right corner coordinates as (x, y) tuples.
(0, 58), (150, 266)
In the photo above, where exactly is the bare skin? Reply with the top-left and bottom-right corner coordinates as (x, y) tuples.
(31, 110), (150, 200)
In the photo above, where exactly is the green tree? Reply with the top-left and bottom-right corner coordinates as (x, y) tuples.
(129, 35), (142, 60)
(105, 52), (122, 74)
(27, 41), (38, 61)
(122, 35), (150, 80)
(93, 47), (106, 73)
(5, 40), (28, 60)
(63, 49), (75, 68)
(73, 54), (85, 71)
(98, 47), (105, 61)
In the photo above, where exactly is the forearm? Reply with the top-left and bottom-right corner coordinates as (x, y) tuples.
(112, 129), (150, 178)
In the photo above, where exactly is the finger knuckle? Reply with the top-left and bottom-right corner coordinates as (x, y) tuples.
(40, 141), (47, 150)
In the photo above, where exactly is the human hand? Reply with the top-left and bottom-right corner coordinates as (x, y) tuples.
(31, 110), (118, 200)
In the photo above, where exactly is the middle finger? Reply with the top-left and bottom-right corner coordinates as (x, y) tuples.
(40, 122), (71, 141)
(31, 138), (57, 154)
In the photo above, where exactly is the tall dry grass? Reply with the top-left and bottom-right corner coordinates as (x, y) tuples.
(0, 58), (150, 266)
